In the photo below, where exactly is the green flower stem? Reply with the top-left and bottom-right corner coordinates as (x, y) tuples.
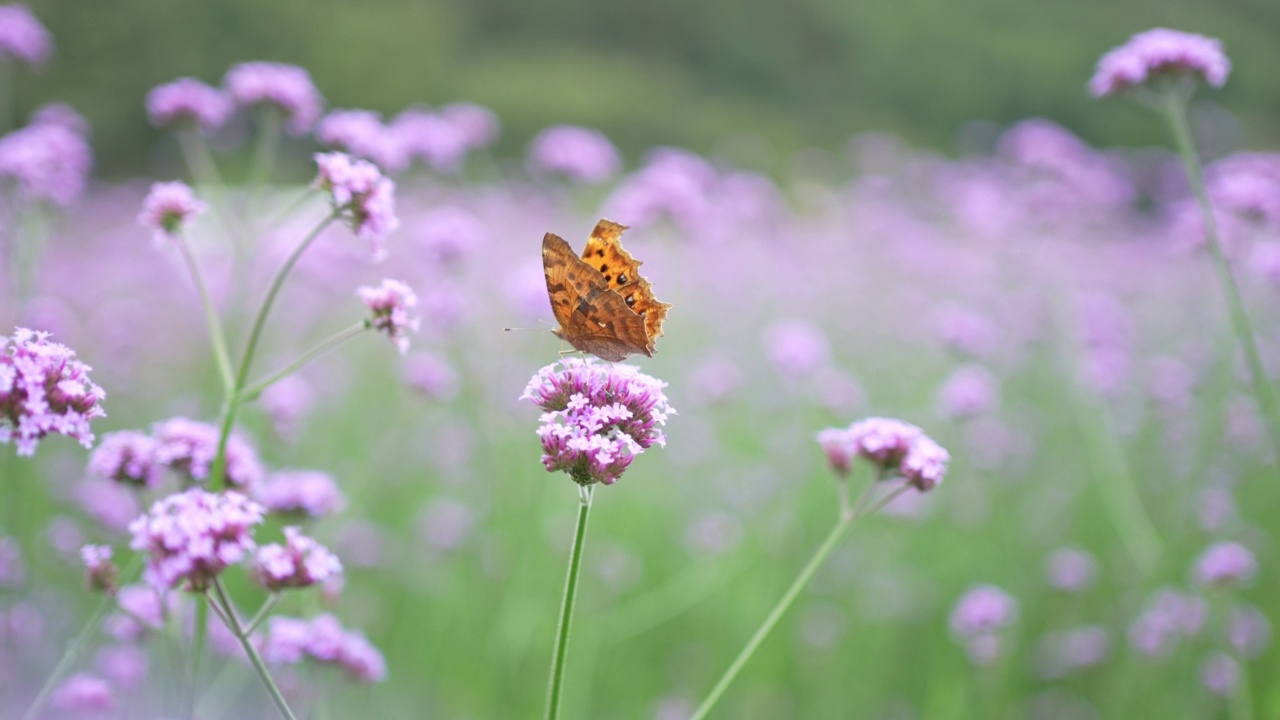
(177, 125), (225, 190)
(0, 59), (11, 135)
(249, 106), (283, 189)
(1230, 656), (1255, 720)
(244, 593), (282, 637)
(176, 235), (234, 392)
(22, 555), (143, 720)
(184, 598), (210, 720)
(208, 213), (335, 490)
(545, 484), (594, 720)
(210, 578), (298, 720)
(238, 322), (368, 402)
(1161, 87), (1280, 469)
(689, 481), (907, 720)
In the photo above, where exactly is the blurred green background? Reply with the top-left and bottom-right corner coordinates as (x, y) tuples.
(15, 0), (1280, 177)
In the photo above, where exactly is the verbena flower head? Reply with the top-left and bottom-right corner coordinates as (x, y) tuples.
(842, 417), (951, 490)
(1228, 604), (1271, 659)
(223, 61), (323, 135)
(0, 327), (106, 456)
(391, 107), (468, 173)
(255, 469), (346, 517)
(950, 584), (1019, 666)
(1036, 626), (1111, 679)
(1089, 28), (1230, 98)
(128, 487), (265, 592)
(0, 121), (92, 206)
(316, 109), (405, 172)
(88, 431), (163, 488)
(138, 181), (207, 241)
(152, 417), (264, 489)
(314, 151), (399, 260)
(1128, 588), (1207, 659)
(937, 364), (999, 419)
(1200, 652), (1240, 696)
(440, 101), (501, 150)
(358, 279), (419, 353)
(816, 426), (856, 478)
(526, 125), (622, 184)
(252, 526), (342, 591)
(50, 673), (114, 713)
(258, 613), (387, 682)
(1194, 541), (1257, 588)
(0, 4), (52, 66)
(1044, 547), (1097, 593)
(104, 584), (167, 641)
(146, 78), (233, 134)
(80, 544), (117, 592)
(520, 358), (674, 486)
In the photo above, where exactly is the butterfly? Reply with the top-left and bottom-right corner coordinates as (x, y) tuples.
(542, 219), (671, 362)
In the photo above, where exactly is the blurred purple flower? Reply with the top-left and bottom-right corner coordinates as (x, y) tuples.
(417, 498), (474, 552)
(0, 327), (106, 456)
(255, 469), (346, 518)
(686, 355), (743, 406)
(128, 487), (265, 592)
(413, 206), (487, 267)
(1089, 28), (1230, 98)
(95, 644), (149, 690)
(950, 584), (1019, 638)
(359, 278), (419, 353)
(1197, 485), (1236, 533)
(935, 303), (998, 359)
(259, 374), (315, 441)
(88, 430), (163, 488)
(841, 417), (951, 490)
(684, 511), (743, 556)
(440, 101), (500, 150)
(527, 125), (621, 184)
(1128, 588), (1206, 659)
(391, 107), (468, 173)
(520, 358), (673, 486)
(223, 61), (323, 135)
(258, 613), (386, 682)
(0, 536), (23, 586)
(103, 584), (166, 641)
(50, 673), (114, 713)
(1036, 626), (1111, 679)
(152, 416), (264, 489)
(937, 364), (998, 419)
(1200, 652), (1240, 696)
(147, 78), (234, 134)
(601, 148), (716, 229)
(316, 109), (407, 172)
(1194, 541), (1257, 588)
(1228, 603), (1271, 659)
(75, 478), (140, 532)
(1044, 547), (1097, 593)
(403, 353), (459, 401)
(763, 320), (830, 376)
(31, 102), (88, 136)
(0, 120), (92, 205)
(0, 4), (52, 66)
(315, 151), (399, 259)
(81, 543), (117, 592)
(816, 426), (856, 478)
(252, 526), (343, 591)
(138, 181), (206, 241)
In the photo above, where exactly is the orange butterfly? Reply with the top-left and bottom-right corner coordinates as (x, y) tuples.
(542, 220), (671, 362)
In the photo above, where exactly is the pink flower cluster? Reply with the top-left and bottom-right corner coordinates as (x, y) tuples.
(128, 487), (265, 592)
(254, 470), (346, 517)
(80, 544), (117, 592)
(526, 125), (622, 184)
(950, 584), (1019, 665)
(88, 431), (163, 487)
(0, 4), (52, 66)
(316, 109), (406, 172)
(223, 61), (324, 135)
(1089, 28), (1230, 98)
(816, 417), (950, 491)
(138, 181), (207, 241)
(358, 279), (419, 353)
(0, 118), (92, 206)
(0, 327), (106, 456)
(146, 78), (233, 134)
(258, 613), (387, 682)
(150, 417), (264, 489)
(520, 358), (674, 486)
(252, 526), (343, 591)
(314, 151), (399, 259)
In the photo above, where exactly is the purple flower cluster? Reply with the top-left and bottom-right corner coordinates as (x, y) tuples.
(80, 544), (117, 592)
(316, 109), (406, 172)
(358, 279), (419, 353)
(146, 78), (233, 134)
(1194, 541), (1257, 588)
(258, 613), (387, 682)
(151, 416), (265, 489)
(815, 417), (950, 491)
(520, 358), (674, 486)
(1128, 588), (1206, 659)
(950, 584), (1019, 665)
(0, 118), (92, 206)
(1089, 28), (1230, 98)
(223, 61), (324, 135)
(0, 4), (52, 66)
(88, 431), (163, 487)
(128, 487), (265, 592)
(50, 673), (114, 713)
(314, 151), (399, 259)
(254, 469), (346, 517)
(252, 526), (342, 591)
(0, 327), (106, 456)
(138, 181), (207, 241)
(526, 125), (622, 184)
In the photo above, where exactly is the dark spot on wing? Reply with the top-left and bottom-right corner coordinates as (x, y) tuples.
(596, 249), (605, 257)
(604, 274), (612, 283)
(600, 264), (609, 273)
(617, 273), (628, 285)
(625, 295), (635, 307)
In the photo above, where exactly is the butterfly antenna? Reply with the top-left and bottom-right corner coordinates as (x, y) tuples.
(504, 319), (549, 332)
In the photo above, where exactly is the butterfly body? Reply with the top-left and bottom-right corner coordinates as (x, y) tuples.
(542, 220), (671, 362)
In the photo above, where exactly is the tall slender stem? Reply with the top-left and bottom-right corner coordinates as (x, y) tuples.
(238, 322), (367, 401)
(184, 598), (209, 719)
(207, 214), (334, 489)
(689, 516), (851, 720)
(210, 579), (298, 720)
(176, 235), (234, 392)
(1161, 88), (1280, 469)
(544, 485), (594, 720)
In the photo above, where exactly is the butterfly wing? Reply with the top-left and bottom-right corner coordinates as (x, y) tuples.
(579, 220), (672, 356)
(542, 232), (650, 361)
